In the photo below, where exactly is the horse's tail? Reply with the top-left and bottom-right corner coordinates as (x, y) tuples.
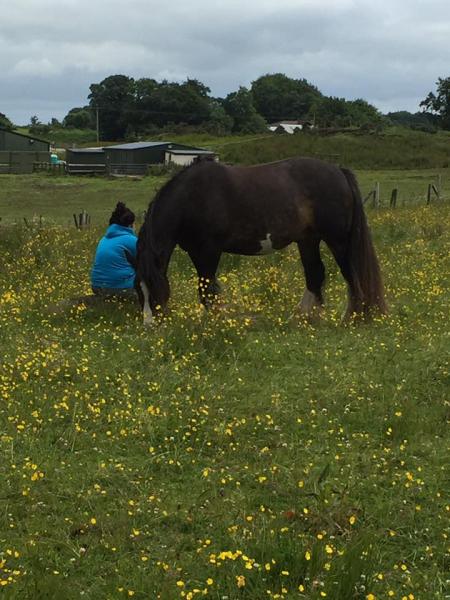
(341, 168), (387, 318)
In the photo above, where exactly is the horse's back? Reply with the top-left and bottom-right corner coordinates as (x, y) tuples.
(152, 157), (355, 254)
(206, 158), (354, 237)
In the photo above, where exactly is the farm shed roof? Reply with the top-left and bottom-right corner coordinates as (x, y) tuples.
(67, 147), (104, 154)
(269, 120), (311, 126)
(106, 142), (172, 150)
(166, 149), (215, 155)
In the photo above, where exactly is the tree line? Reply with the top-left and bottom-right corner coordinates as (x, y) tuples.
(1, 74), (448, 140)
(61, 73), (385, 139)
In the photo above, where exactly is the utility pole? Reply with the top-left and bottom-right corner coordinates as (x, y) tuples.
(96, 107), (99, 143)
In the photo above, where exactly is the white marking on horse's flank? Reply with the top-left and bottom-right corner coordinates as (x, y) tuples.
(257, 233), (274, 255)
(140, 281), (154, 326)
(299, 289), (321, 314)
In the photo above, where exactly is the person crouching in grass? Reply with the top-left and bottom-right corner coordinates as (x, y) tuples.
(91, 202), (137, 299)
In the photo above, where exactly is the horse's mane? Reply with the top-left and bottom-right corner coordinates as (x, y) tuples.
(140, 159), (217, 255)
(137, 160), (216, 303)
(151, 158), (216, 207)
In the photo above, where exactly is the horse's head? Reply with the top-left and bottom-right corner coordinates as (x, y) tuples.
(124, 248), (152, 325)
(124, 247), (169, 326)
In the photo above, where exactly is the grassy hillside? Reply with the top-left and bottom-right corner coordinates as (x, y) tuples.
(15, 126), (450, 170)
(0, 201), (448, 599)
(131, 127), (450, 170)
(208, 128), (450, 170)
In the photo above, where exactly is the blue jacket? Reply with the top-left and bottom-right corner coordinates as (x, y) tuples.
(91, 224), (137, 289)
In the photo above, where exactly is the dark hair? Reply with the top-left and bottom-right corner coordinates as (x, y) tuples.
(109, 202), (135, 227)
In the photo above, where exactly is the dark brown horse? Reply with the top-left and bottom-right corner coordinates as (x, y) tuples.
(131, 157), (386, 324)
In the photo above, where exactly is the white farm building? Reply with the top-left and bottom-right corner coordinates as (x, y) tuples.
(268, 120), (313, 134)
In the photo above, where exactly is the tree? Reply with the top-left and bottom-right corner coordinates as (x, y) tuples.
(129, 78), (159, 131)
(29, 115), (51, 136)
(311, 96), (383, 129)
(251, 73), (322, 122)
(420, 76), (450, 130)
(88, 75), (135, 140)
(346, 99), (384, 128)
(134, 78), (211, 129)
(183, 78), (210, 98)
(204, 100), (233, 135)
(223, 87), (267, 133)
(175, 79), (211, 125)
(0, 112), (13, 130)
(90, 76), (214, 135)
(386, 110), (437, 132)
(63, 107), (94, 129)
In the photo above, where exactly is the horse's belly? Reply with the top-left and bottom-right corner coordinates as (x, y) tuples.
(224, 233), (289, 256)
(256, 233), (275, 255)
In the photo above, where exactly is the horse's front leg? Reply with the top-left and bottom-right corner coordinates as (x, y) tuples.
(198, 276), (222, 309)
(138, 248), (173, 325)
(188, 248), (222, 309)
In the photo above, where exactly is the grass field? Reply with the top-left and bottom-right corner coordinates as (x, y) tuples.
(0, 167), (448, 226)
(0, 171), (449, 599)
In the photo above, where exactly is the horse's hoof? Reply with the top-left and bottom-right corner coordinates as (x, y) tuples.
(288, 306), (322, 325)
(143, 315), (156, 327)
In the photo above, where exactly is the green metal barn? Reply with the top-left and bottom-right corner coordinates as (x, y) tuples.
(104, 141), (212, 175)
(0, 127), (51, 173)
(0, 127), (50, 152)
(65, 148), (106, 174)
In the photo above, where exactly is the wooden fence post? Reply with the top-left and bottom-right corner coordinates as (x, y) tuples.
(390, 188), (398, 208)
(374, 182), (380, 208)
(73, 211), (91, 229)
(363, 190), (373, 204)
(425, 179), (442, 204)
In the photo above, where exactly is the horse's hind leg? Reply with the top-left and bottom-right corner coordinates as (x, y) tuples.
(188, 248), (222, 309)
(296, 237), (325, 317)
(326, 239), (360, 320)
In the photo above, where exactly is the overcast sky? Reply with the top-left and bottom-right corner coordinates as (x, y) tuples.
(2, 0), (449, 124)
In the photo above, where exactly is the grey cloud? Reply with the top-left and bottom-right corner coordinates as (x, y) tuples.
(1, 0), (449, 123)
